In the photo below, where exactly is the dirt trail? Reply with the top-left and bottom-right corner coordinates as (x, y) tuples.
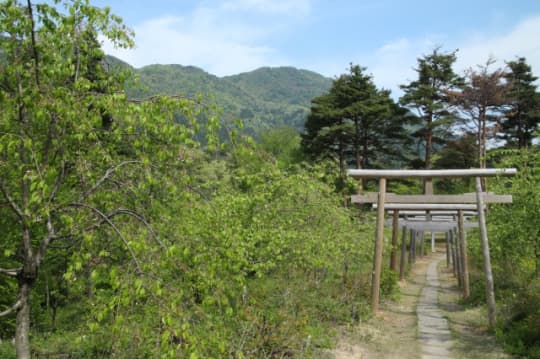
(327, 249), (510, 359)
(417, 256), (453, 358)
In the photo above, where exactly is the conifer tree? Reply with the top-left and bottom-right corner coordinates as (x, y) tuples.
(499, 57), (540, 148)
(399, 48), (463, 170)
(303, 65), (410, 189)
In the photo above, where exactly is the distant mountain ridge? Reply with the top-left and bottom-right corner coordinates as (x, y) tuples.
(105, 56), (332, 134)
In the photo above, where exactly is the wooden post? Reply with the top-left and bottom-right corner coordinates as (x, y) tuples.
(408, 228), (415, 264)
(445, 231), (451, 267)
(450, 230), (457, 275)
(399, 225), (408, 280)
(411, 230), (417, 263)
(476, 176), (496, 328)
(390, 211), (399, 271)
(458, 209), (470, 299)
(454, 228), (463, 288)
(419, 231), (425, 257)
(424, 177), (433, 195)
(371, 177), (387, 313)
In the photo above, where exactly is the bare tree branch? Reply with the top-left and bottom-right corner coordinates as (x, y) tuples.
(128, 94), (198, 104)
(48, 161), (65, 204)
(35, 215), (57, 267)
(0, 299), (22, 317)
(81, 207), (165, 250)
(0, 267), (20, 277)
(0, 176), (25, 223)
(78, 160), (142, 202)
(70, 202), (143, 273)
(26, 0), (40, 86)
(43, 113), (59, 164)
(112, 208), (165, 250)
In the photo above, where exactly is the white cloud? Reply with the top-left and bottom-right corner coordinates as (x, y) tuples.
(101, 0), (311, 76)
(355, 36), (444, 96)
(456, 15), (540, 74)
(222, 0), (311, 16)
(357, 15), (540, 98)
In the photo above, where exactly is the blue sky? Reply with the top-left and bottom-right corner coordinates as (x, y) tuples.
(98, 0), (540, 95)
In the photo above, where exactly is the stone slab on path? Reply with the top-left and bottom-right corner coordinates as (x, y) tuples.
(418, 256), (453, 359)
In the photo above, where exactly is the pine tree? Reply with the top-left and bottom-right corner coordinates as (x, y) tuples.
(303, 64), (412, 189)
(399, 48), (463, 170)
(499, 57), (540, 148)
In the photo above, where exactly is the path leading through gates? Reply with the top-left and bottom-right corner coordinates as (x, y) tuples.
(329, 249), (510, 359)
(417, 255), (453, 358)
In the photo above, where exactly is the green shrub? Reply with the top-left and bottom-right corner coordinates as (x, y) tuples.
(380, 269), (399, 299)
(0, 341), (15, 359)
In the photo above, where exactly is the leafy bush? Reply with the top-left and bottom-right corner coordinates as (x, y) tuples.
(34, 143), (375, 358)
(0, 341), (15, 359)
(467, 148), (540, 357)
(380, 269), (399, 299)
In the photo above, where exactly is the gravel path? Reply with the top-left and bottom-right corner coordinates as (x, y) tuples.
(417, 255), (453, 358)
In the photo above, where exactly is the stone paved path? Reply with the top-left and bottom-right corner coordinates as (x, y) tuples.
(417, 255), (453, 359)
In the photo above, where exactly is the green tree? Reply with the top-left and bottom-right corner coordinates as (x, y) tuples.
(433, 132), (477, 193)
(303, 65), (409, 188)
(302, 88), (352, 186)
(499, 57), (540, 148)
(259, 126), (303, 168)
(399, 48), (463, 172)
(0, 1), (211, 357)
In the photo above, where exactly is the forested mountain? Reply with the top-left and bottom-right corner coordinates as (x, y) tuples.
(106, 56), (333, 135)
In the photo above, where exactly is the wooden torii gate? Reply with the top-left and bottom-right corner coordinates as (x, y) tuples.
(385, 212), (478, 286)
(385, 209), (479, 284)
(347, 168), (516, 328)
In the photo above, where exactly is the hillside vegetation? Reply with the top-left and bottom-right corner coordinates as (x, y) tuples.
(115, 57), (332, 135)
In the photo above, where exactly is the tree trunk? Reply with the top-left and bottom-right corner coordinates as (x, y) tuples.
(399, 225), (408, 280)
(358, 133), (370, 192)
(339, 137), (347, 206)
(425, 113), (432, 169)
(354, 130), (363, 198)
(16, 279), (33, 359)
(354, 119), (361, 169)
(423, 113), (433, 194)
(517, 107), (524, 149)
(478, 108), (488, 190)
(17, 226), (37, 359)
